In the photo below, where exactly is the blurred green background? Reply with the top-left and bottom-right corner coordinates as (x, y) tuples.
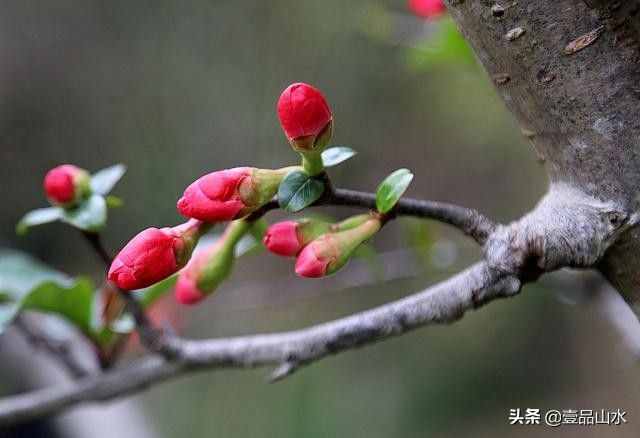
(0, 1), (638, 437)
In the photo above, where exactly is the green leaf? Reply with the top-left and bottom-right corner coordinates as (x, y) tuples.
(376, 168), (414, 213)
(90, 164), (126, 195)
(0, 250), (96, 335)
(61, 194), (107, 232)
(105, 195), (124, 209)
(17, 279), (95, 335)
(277, 170), (325, 213)
(0, 250), (70, 300)
(321, 146), (357, 167)
(16, 207), (63, 235)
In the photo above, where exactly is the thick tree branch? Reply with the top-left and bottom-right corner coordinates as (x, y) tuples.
(0, 261), (520, 425)
(443, 0), (640, 318)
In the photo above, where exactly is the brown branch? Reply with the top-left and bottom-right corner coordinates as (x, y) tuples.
(0, 261), (520, 425)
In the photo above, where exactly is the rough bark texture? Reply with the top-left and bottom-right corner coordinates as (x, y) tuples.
(444, 0), (640, 314)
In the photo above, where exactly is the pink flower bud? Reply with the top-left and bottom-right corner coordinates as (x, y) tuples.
(177, 168), (250, 222)
(263, 218), (333, 257)
(277, 83), (333, 151)
(177, 167), (290, 222)
(175, 220), (249, 305)
(175, 246), (219, 305)
(295, 217), (382, 278)
(295, 238), (334, 278)
(175, 268), (207, 305)
(408, 0), (446, 19)
(108, 220), (206, 291)
(43, 164), (90, 207)
(264, 221), (301, 257)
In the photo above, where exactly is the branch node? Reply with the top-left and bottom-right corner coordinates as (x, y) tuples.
(268, 361), (300, 383)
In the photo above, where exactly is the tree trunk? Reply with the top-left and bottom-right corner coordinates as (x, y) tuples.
(444, 0), (640, 316)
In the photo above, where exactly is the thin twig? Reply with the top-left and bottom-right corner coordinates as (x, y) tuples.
(0, 261), (521, 425)
(325, 188), (496, 244)
(81, 231), (113, 267)
(244, 188), (497, 245)
(79, 231), (168, 363)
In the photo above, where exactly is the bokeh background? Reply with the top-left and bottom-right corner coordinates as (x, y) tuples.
(0, 1), (638, 437)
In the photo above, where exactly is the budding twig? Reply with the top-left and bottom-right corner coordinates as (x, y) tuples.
(81, 231), (113, 267)
(242, 186), (497, 245)
(325, 188), (496, 245)
(79, 230), (178, 361)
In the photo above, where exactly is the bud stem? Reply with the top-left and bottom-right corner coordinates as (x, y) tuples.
(224, 218), (252, 245)
(301, 153), (324, 177)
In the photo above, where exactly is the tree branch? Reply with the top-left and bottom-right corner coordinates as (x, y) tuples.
(0, 261), (520, 425)
(250, 187), (497, 245)
(326, 188), (496, 244)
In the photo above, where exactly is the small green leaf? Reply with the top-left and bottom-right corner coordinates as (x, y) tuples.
(105, 195), (124, 209)
(376, 168), (414, 213)
(321, 146), (357, 167)
(16, 207), (63, 235)
(278, 170), (325, 213)
(61, 194), (107, 232)
(90, 164), (126, 195)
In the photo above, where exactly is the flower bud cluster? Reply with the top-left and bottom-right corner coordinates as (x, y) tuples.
(106, 81), (339, 304)
(264, 214), (381, 278)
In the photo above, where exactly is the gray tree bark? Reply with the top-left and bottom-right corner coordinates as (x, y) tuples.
(445, 0), (640, 315)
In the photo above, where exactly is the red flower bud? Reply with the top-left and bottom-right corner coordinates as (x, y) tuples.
(177, 167), (291, 222)
(263, 218), (332, 257)
(177, 167), (249, 222)
(174, 248), (213, 305)
(295, 217), (381, 278)
(175, 220), (249, 305)
(264, 221), (301, 257)
(408, 0), (446, 19)
(174, 241), (228, 305)
(295, 238), (335, 278)
(43, 164), (90, 207)
(108, 220), (206, 290)
(277, 83), (333, 151)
